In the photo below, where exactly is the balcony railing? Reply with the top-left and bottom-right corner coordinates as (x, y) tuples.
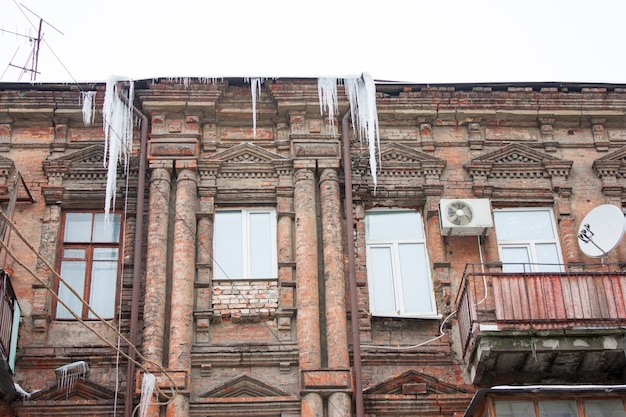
(0, 270), (18, 372)
(456, 263), (626, 359)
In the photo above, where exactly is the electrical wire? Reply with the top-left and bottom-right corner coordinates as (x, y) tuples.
(360, 308), (457, 351)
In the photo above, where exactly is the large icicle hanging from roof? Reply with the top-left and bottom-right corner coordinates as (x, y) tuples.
(81, 91), (96, 126)
(318, 77), (338, 135)
(249, 77), (264, 139)
(317, 73), (380, 188)
(102, 77), (134, 221)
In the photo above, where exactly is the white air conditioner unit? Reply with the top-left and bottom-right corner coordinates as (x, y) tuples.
(439, 198), (493, 236)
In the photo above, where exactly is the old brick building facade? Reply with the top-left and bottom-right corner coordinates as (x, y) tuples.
(0, 78), (625, 417)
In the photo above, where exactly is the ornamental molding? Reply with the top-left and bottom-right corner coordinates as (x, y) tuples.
(593, 145), (626, 179)
(465, 143), (572, 202)
(199, 142), (292, 181)
(592, 146), (626, 198)
(351, 142), (446, 203)
(27, 378), (121, 401)
(353, 142), (446, 179)
(364, 369), (470, 396)
(42, 143), (123, 183)
(41, 143), (132, 206)
(201, 374), (290, 398)
(465, 143), (572, 181)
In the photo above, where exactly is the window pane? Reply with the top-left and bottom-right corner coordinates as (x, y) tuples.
(495, 400), (535, 417)
(501, 246), (531, 272)
(64, 249), (85, 259)
(88, 260), (117, 319)
(248, 212), (274, 278)
(535, 243), (562, 272)
(585, 400), (626, 417)
(398, 243), (433, 313)
(57, 261), (86, 319)
(538, 400), (578, 417)
(93, 213), (120, 243)
(494, 210), (555, 240)
(369, 246), (396, 313)
(366, 211), (423, 241)
(93, 248), (119, 261)
(64, 213), (92, 242)
(214, 211), (243, 279)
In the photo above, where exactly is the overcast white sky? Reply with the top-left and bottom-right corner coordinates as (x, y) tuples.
(1, 0), (626, 84)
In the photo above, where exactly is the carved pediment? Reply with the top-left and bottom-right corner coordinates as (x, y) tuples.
(465, 143), (572, 180)
(41, 143), (130, 206)
(211, 142), (286, 164)
(27, 378), (121, 401)
(202, 374), (289, 398)
(353, 143), (446, 178)
(363, 370), (469, 396)
(199, 142), (291, 181)
(42, 143), (126, 183)
(593, 146), (626, 178)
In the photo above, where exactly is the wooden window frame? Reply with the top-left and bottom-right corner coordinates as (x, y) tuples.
(54, 211), (123, 320)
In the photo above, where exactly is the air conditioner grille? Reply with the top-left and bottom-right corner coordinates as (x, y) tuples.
(446, 200), (473, 226)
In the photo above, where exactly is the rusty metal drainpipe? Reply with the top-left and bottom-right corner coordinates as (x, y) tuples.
(117, 83), (148, 417)
(342, 112), (364, 417)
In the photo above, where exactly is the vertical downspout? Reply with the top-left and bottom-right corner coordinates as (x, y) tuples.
(342, 112), (364, 417)
(117, 85), (148, 417)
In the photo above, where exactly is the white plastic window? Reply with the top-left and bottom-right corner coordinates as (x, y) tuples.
(493, 208), (563, 273)
(213, 209), (277, 279)
(365, 209), (436, 317)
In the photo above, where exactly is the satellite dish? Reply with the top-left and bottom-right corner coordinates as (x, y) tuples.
(577, 204), (626, 258)
(446, 200), (474, 226)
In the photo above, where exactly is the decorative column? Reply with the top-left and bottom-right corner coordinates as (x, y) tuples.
(167, 167), (197, 417)
(294, 167), (323, 417)
(142, 167), (172, 368)
(142, 166), (173, 417)
(319, 168), (351, 417)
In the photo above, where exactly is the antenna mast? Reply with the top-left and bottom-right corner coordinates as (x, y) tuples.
(1, 2), (64, 81)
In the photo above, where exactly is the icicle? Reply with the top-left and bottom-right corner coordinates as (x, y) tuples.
(102, 77), (134, 222)
(139, 373), (156, 417)
(317, 77), (338, 135)
(13, 382), (31, 398)
(343, 73), (381, 189)
(249, 77), (264, 139)
(55, 361), (88, 396)
(81, 91), (96, 126)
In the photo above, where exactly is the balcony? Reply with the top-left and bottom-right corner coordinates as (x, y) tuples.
(0, 270), (19, 398)
(456, 263), (626, 385)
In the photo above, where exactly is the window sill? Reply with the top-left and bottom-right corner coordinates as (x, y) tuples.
(371, 313), (442, 320)
(213, 277), (278, 282)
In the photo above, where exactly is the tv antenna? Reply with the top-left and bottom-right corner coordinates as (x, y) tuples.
(577, 204), (626, 261)
(0, 2), (63, 81)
